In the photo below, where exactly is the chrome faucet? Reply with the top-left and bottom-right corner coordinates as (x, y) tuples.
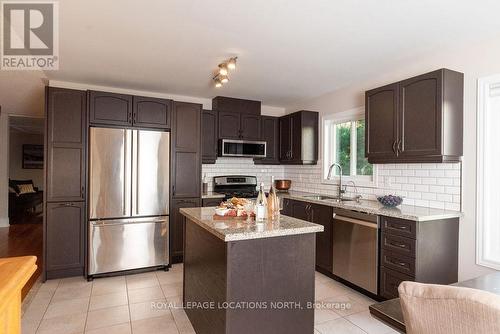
(347, 180), (362, 203)
(327, 163), (345, 199)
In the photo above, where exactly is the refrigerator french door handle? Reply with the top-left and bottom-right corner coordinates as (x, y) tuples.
(131, 130), (138, 216)
(124, 130), (133, 217)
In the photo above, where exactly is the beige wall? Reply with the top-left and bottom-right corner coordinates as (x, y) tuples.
(287, 38), (500, 281)
(0, 113), (8, 227)
(9, 130), (44, 190)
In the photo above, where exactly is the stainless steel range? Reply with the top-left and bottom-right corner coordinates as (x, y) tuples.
(213, 175), (259, 200)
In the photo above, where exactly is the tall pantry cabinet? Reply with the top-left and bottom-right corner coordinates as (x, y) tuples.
(44, 87), (87, 279)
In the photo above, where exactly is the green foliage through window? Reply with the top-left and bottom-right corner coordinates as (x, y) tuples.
(326, 118), (373, 178)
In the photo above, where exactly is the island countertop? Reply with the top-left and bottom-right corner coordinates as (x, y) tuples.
(180, 207), (324, 242)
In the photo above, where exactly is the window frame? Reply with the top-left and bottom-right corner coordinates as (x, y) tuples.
(476, 74), (500, 271)
(321, 107), (378, 188)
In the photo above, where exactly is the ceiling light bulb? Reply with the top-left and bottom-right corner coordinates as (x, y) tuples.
(218, 64), (228, 76)
(227, 57), (237, 70)
(220, 75), (229, 83)
(214, 77), (223, 88)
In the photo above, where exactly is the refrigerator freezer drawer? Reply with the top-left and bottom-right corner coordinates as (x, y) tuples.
(88, 217), (169, 275)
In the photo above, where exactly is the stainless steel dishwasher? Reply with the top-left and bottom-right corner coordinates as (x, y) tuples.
(332, 208), (379, 294)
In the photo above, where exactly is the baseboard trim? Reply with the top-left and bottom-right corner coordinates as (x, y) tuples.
(0, 217), (10, 227)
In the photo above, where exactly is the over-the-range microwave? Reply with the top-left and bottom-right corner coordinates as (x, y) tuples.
(218, 139), (266, 158)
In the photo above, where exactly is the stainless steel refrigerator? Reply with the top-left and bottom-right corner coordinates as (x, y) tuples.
(88, 127), (170, 276)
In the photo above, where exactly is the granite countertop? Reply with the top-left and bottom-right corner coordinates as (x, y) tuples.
(201, 191), (225, 199)
(280, 191), (462, 222)
(179, 207), (324, 242)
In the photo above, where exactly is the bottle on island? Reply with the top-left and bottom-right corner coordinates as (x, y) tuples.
(255, 182), (267, 222)
(267, 176), (280, 220)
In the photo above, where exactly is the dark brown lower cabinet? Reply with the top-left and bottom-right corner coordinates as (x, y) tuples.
(282, 198), (333, 274)
(290, 199), (311, 221)
(379, 216), (459, 299)
(45, 202), (85, 279)
(170, 197), (201, 263)
(310, 203), (333, 273)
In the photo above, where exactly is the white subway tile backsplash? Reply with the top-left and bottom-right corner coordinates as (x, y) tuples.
(437, 178), (454, 186)
(422, 177), (437, 185)
(422, 192), (437, 201)
(415, 170), (429, 177)
(429, 185), (445, 193)
(202, 159), (462, 211)
(414, 184), (429, 192)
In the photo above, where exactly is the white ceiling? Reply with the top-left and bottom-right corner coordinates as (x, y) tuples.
(3, 0), (500, 115)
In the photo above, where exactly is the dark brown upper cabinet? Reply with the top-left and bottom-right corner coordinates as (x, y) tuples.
(212, 96), (261, 115)
(171, 101), (202, 198)
(89, 91), (171, 129)
(132, 96), (172, 129)
(365, 83), (399, 162)
(218, 111), (241, 139)
(217, 111), (261, 140)
(240, 114), (261, 140)
(365, 69), (463, 163)
(201, 109), (218, 164)
(279, 110), (319, 165)
(89, 90), (133, 126)
(213, 96), (261, 141)
(46, 87), (86, 202)
(254, 116), (280, 164)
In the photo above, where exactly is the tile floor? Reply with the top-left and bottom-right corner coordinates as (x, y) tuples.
(21, 264), (398, 334)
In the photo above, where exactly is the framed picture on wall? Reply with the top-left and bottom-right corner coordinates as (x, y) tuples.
(22, 144), (44, 169)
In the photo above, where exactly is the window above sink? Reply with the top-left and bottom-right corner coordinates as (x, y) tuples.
(322, 107), (378, 187)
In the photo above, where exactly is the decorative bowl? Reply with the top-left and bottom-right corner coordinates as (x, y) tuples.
(275, 179), (292, 191)
(377, 195), (403, 207)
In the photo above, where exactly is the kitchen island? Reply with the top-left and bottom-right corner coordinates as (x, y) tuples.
(179, 207), (324, 334)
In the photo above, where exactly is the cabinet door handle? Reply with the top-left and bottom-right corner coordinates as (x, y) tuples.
(332, 212), (336, 219)
(392, 140), (397, 154)
(172, 185), (176, 196)
(397, 139), (402, 153)
(81, 186), (85, 197)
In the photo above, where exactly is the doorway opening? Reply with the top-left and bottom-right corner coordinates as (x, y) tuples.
(2, 115), (44, 297)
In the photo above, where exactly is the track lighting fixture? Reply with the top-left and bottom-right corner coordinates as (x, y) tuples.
(212, 57), (238, 88)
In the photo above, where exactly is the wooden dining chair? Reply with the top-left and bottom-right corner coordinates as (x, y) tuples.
(399, 281), (500, 334)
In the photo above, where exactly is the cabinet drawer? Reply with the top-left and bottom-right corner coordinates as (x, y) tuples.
(381, 249), (415, 277)
(380, 267), (414, 299)
(382, 232), (416, 257)
(381, 216), (417, 239)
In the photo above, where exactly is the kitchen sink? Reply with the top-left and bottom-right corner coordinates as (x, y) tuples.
(302, 195), (337, 200)
(302, 195), (359, 202)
